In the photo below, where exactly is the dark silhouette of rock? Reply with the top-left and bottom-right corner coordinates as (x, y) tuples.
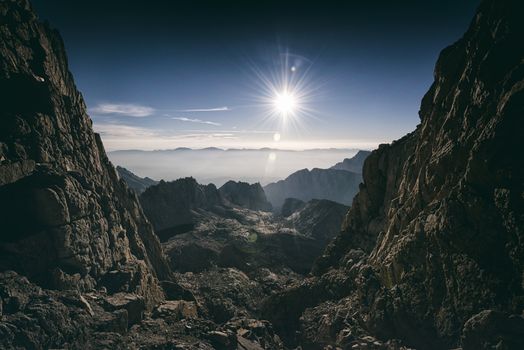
(330, 150), (371, 173)
(284, 199), (349, 244)
(139, 177), (223, 241)
(116, 166), (158, 194)
(264, 168), (362, 209)
(0, 0), (169, 307)
(219, 180), (272, 211)
(263, 0), (524, 348)
(280, 198), (305, 217)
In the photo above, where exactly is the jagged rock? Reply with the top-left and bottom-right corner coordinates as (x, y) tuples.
(0, 0), (170, 313)
(219, 181), (272, 211)
(152, 300), (198, 319)
(207, 330), (236, 349)
(280, 198), (305, 217)
(116, 166), (158, 194)
(103, 293), (145, 326)
(263, 0), (524, 348)
(330, 150), (371, 173)
(283, 199), (349, 243)
(461, 310), (524, 350)
(140, 177), (222, 241)
(264, 168), (362, 209)
(161, 280), (197, 301)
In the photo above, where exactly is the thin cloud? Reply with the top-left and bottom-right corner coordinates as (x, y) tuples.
(93, 123), (157, 137)
(91, 103), (155, 117)
(177, 106), (229, 112)
(172, 117), (221, 126)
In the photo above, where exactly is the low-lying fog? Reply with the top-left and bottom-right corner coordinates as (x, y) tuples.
(108, 148), (360, 186)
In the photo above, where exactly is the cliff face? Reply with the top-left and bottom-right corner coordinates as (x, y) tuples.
(219, 180), (272, 211)
(265, 0), (524, 348)
(139, 177), (222, 240)
(0, 0), (169, 307)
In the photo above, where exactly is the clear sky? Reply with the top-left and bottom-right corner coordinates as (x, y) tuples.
(32, 0), (479, 151)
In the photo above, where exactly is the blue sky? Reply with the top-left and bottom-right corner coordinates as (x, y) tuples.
(32, 0), (479, 150)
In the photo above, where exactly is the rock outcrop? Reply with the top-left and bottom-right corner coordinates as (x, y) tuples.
(219, 180), (272, 212)
(263, 0), (524, 348)
(0, 0), (170, 322)
(264, 168), (362, 209)
(330, 150), (371, 173)
(116, 166), (158, 194)
(139, 177), (222, 241)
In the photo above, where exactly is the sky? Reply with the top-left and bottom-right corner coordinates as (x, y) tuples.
(32, 0), (479, 151)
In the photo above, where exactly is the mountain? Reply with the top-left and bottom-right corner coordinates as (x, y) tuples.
(330, 150), (371, 173)
(107, 147), (359, 187)
(263, 0), (524, 348)
(219, 180), (272, 211)
(139, 177), (222, 241)
(0, 1), (172, 347)
(264, 168), (362, 209)
(116, 166), (158, 193)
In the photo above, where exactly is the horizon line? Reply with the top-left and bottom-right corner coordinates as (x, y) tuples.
(107, 146), (376, 153)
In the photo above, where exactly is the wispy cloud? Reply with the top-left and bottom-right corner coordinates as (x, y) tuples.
(91, 103), (155, 117)
(177, 106), (229, 112)
(172, 117), (221, 126)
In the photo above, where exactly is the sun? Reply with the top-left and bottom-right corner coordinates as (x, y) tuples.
(274, 90), (297, 117)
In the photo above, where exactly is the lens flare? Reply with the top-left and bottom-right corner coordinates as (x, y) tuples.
(246, 49), (320, 137)
(274, 90), (296, 117)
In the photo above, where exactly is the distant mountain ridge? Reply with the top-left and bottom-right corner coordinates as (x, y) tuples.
(330, 150), (371, 173)
(116, 166), (158, 193)
(263, 150), (370, 209)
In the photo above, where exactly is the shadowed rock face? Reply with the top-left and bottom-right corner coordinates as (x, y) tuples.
(0, 0), (169, 307)
(139, 177), (223, 241)
(219, 180), (272, 212)
(263, 0), (524, 348)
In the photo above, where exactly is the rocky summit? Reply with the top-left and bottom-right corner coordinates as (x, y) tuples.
(0, 0), (523, 349)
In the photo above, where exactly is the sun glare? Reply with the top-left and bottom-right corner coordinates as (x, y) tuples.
(247, 50), (319, 146)
(274, 90), (297, 117)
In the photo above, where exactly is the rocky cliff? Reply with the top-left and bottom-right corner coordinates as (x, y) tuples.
(263, 0), (524, 348)
(139, 177), (223, 241)
(0, 0), (170, 316)
(219, 180), (272, 212)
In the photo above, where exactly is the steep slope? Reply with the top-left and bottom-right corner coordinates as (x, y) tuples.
(116, 166), (158, 194)
(0, 0), (169, 309)
(264, 168), (362, 209)
(263, 0), (524, 348)
(330, 150), (371, 173)
(219, 180), (272, 211)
